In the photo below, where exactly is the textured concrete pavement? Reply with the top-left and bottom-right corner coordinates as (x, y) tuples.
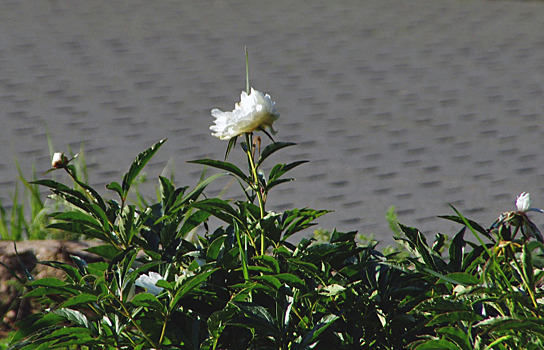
(1, 0), (544, 246)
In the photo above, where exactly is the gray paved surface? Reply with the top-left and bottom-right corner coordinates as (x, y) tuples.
(2, 0), (544, 246)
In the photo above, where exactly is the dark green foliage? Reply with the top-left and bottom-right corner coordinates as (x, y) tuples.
(10, 137), (544, 350)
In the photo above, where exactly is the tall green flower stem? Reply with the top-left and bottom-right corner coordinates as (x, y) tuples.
(244, 132), (266, 256)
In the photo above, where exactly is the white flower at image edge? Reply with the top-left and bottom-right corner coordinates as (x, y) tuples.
(516, 192), (532, 212)
(210, 88), (279, 140)
(135, 271), (164, 296)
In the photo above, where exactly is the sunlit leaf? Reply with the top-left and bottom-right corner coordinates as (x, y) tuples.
(122, 139), (166, 198)
(257, 142), (296, 167)
(188, 158), (248, 182)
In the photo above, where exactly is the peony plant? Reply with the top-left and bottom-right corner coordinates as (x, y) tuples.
(8, 52), (544, 350)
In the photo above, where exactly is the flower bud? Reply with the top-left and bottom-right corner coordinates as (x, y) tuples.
(516, 192), (531, 212)
(51, 152), (68, 169)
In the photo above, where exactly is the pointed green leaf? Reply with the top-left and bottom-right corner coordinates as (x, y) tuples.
(53, 211), (102, 229)
(522, 242), (535, 292)
(448, 227), (466, 272)
(159, 175), (175, 203)
(53, 308), (91, 329)
(167, 173), (224, 215)
(269, 160), (308, 182)
(266, 178), (294, 192)
(190, 198), (239, 225)
(428, 311), (482, 326)
(131, 292), (164, 311)
(122, 139), (166, 196)
(438, 214), (489, 237)
(275, 273), (305, 288)
(233, 302), (279, 336)
(436, 326), (473, 350)
(253, 275), (282, 290)
(188, 159), (248, 182)
(179, 210), (211, 238)
(85, 244), (120, 260)
(298, 314), (339, 350)
(444, 272), (479, 285)
(254, 255), (280, 274)
(257, 142), (296, 167)
(414, 339), (460, 350)
(224, 135), (238, 160)
(11, 313), (66, 343)
(106, 181), (123, 198)
(60, 294), (98, 308)
(170, 268), (218, 309)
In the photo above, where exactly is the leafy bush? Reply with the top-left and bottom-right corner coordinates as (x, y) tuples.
(7, 59), (544, 349)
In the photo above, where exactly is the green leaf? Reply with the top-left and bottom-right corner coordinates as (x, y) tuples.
(448, 227), (466, 272)
(268, 160), (308, 182)
(85, 244), (120, 260)
(106, 181), (123, 198)
(252, 275), (281, 290)
(170, 268), (218, 309)
(399, 224), (447, 272)
(436, 326), (473, 350)
(414, 339), (460, 350)
(54, 210), (102, 229)
(444, 272), (479, 285)
(439, 214), (491, 239)
(206, 305), (237, 345)
(131, 292), (164, 311)
(122, 139), (166, 197)
(188, 159), (248, 182)
(257, 142), (296, 167)
(60, 294), (98, 308)
(53, 308), (92, 329)
(476, 316), (544, 336)
(281, 209), (330, 241)
(298, 314), (339, 350)
(179, 210), (211, 238)
(265, 178), (295, 192)
(70, 175), (107, 211)
(190, 198), (239, 225)
(287, 259), (319, 275)
(11, 313), (66, 343)
(275, 273), (305, 288)
(46, 222), (109, 242)
(428, 311), (482, 326)
(32, 179), (90, 206)
(167, 173), (224, 215)
(522, 242), (535, 292)
(29, 277), (66, 288)
(432, 233), (446, 253)
(224, 135), (238, 160)
(233, 302), (279, 336)
(207, 235), (226, 261)
(254, 255), (280, 274)
(158, 175), (175, 201)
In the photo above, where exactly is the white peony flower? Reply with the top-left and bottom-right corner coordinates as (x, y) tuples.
(51, 152), (68, 169)
(135, 271), (164, 295)
(210, 88), (279, 140)
(516, 192), (532, 212)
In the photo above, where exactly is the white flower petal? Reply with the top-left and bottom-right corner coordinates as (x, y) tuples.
(135, 271), (164, 295)
(210, 88), (279, 140)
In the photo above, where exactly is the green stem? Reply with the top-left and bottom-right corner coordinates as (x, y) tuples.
(235, 222), (250, 283)
(105, 283), (160, 349)
(244, 133), (266, 255)
(159, 312), (170, 346)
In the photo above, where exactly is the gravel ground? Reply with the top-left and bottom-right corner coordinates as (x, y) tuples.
(1, 0), (544, 246)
